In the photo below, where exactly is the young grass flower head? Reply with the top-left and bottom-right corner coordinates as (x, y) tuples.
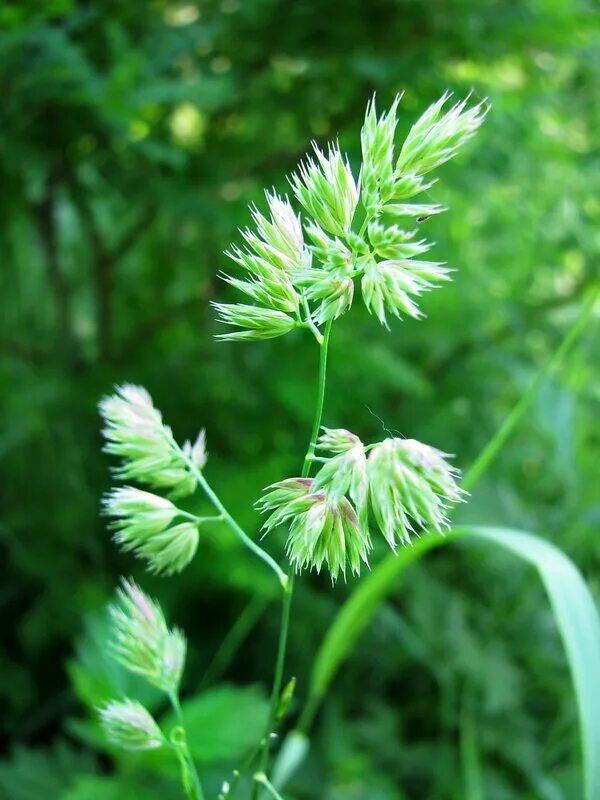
(100, 384), (196, 496)
(99, 699), (164, 751)
(104, 486), (200, 575)
(290, 143), (359, 237)
(257, 477), (370, 581)
(215, 92), (485, 342)
(258, 428), (465, 580)
(109, 578), (186, 694)
(367, 437), (466, 548)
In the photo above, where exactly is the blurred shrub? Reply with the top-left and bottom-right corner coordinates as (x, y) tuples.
(0, 0), (599, 797)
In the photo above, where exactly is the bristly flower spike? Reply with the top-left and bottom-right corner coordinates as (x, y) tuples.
(215, 191), (306, 341)
(99, 384), (195, 496)
(290, 142), (359, 237)
(109, 578), (186, 694)
(212, 303), (297, 341)
(396, 92), (488, 178)
(257, 477), (371, 582)
(361, 93), (402, 214)
(367, 437), (466, 548)
(99, 699), (165, 751)
(104, 486), (200, 575)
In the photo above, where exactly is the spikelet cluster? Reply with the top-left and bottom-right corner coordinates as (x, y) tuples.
(99, 699), (164, 751)
(213, 192), (305, 341)
(258, 428), (466, 580)
(109, 578), (187, 693)
(215, 93), (486, 339)
(257, 477), (370, 582)
(104, 487), (199, 575)
(100, 385), (208, 575)
(290, 143), (359, 237)
(367, 437), (466, 548)
(100, 384), (196, 496)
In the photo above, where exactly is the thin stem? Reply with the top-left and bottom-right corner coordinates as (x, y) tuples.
(178, 510), (224, 524)
(301, 295), (324, 344)
(184, 458), (288, 589)
(250, 318), (333, 800)
(302, 317), (333, 478)
(251, 580), (293, 800)
(254, 772), (287, 800)
(168, 691), (205, 800)
(463, 282), (599, 492)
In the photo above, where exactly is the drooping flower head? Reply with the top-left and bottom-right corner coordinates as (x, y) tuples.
(367, 437), (466, 548)
(104, 486), (199, 575)
(99, 699), (164, 751)
(109, 578), (186, 693)
(313, 428), (369, 528)
(99, 384), (195, 496)
(258, 428), (466, 581)
(257, 478), (370, 582)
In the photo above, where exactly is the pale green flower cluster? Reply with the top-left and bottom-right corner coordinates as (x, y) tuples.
(109, 578), (187, 692)
(100, 384), (196, 496)
(99, 698), (164, 751)
(97, 579), (187, 751)
(104, 487), (199, 575)
(100, 384), (208, 575)
(258, 428), (465, 581)
(215, 93), (487, 339)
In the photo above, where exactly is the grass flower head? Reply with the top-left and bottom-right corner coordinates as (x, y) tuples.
(109, 578), (186, 693)
(100, 384), (195, 496)
(99, 699), (164, 751)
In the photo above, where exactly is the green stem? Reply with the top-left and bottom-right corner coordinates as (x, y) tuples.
(302, 317), (333, 478)
(463, 282), (599, 492)
(357, 216), (370, 238)
(185, 460), (289, 589)
(301, 295), (324, 344)
(168, 691), (205, 800)
(254, 772), (287, 800)
(179, 510), (224, 524)
(250, 318), (333, 800)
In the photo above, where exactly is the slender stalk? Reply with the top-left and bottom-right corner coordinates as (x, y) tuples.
(463, 282), (599, 492)
(183, 458), (288, 589)
(168, 691), (205, 800)
(302, 318), (333, 478)
(254, 772), (287, 800)
(301, 295), (324, 344)
(179, 510), (224, 524)
(250, 318), (333, 800)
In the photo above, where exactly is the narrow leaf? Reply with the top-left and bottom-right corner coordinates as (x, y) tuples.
(303, 525), (600, 800)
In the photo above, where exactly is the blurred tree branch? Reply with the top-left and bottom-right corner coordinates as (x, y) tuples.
(67, 172), (155, 362)
(32, 173), (80, 368)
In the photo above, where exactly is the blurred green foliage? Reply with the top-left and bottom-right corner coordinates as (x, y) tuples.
(0, 0), (599, 797)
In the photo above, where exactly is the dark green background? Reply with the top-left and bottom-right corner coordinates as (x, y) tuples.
(1, 0), (599, 797)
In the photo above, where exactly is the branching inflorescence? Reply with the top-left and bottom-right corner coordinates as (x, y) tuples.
(95, 92), (486, 799)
